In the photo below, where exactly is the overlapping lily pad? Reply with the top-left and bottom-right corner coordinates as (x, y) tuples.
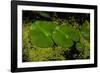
(52, 25), (80, 48)
(30, 20), (56, 48)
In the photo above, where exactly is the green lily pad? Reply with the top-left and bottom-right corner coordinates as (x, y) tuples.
(30, 20), (56, 48)
(60, 25), (80, 42)
(52, 25), (79, 48)
(52, 27), (73, 48)
(80, 20), (90, 40)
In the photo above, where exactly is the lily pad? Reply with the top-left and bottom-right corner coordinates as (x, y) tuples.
(80, 20), (90, 40)
(52, 27), (73, 48)
(52, 25), (79, 48)
(30, 20), (56, 48)
(60, 25), (80, 42)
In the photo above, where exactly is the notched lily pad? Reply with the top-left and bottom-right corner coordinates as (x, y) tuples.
(52, 28), (73, 48)
(60, 25), (80, 42)
(30, 20), (56, 48)
(52, 25), (79, 48)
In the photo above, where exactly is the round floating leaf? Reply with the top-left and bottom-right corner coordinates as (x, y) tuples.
(80, 20), (90, 40)
(30, 20), (56, 48)
(52, 26), (73, 48)
(68, 29), (80, 42)
(60, 25), (80, 42)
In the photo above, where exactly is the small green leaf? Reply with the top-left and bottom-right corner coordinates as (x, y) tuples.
(80, 20), (90, 40)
